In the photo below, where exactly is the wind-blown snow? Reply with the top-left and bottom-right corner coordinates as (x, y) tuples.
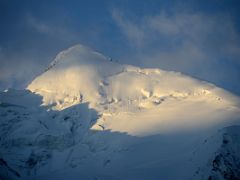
(1, 44), (240, 180)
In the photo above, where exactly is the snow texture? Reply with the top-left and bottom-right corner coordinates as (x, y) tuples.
(1, 44), (240, 180)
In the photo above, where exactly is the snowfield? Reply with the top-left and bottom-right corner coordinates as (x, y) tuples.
(1, 44), (240, 180)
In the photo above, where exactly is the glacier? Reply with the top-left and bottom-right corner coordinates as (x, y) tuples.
(0, 44), (240, 180)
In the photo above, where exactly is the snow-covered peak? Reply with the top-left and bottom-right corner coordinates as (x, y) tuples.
(26, 44), (240, 135)
(27, 44), (125, 108)
(28, 44), (239, 111)
(45, 44), (114, 72)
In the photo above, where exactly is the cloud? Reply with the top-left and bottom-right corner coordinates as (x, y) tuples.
(112, 9), (240, 65)
(112, 10), (145, 48)
(112, 10), (240, 57)
(148, 13), (180, 35)
(25, 14), (79, 43)
(26, 15), (51, 34)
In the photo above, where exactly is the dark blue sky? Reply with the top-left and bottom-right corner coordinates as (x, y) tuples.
(0, 0), (240, 95)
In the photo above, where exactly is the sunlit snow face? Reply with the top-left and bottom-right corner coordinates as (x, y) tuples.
(24, 44), (240, 137)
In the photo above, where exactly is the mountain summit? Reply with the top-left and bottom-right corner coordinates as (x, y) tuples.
(28, 44), (124, 108)
(1, 44), (240, 180)
(27, 44), (239, 134)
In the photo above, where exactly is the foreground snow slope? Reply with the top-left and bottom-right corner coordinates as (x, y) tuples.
(1, 44), (240, 180)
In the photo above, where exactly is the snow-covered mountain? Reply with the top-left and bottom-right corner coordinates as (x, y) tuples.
(1, 44), (240, 180)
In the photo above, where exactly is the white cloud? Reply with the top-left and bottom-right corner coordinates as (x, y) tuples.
(26, 15), (51, 34)
(25, 14), (78, 43)
(112, 10), (145, 48)
(112, 10), (240, 68)
(148, 13), (180, 35)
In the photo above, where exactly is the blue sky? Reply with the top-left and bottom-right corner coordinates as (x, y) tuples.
(0, 0), (240, 94)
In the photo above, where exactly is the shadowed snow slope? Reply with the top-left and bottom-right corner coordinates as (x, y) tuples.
(1, 44), (240, 180)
